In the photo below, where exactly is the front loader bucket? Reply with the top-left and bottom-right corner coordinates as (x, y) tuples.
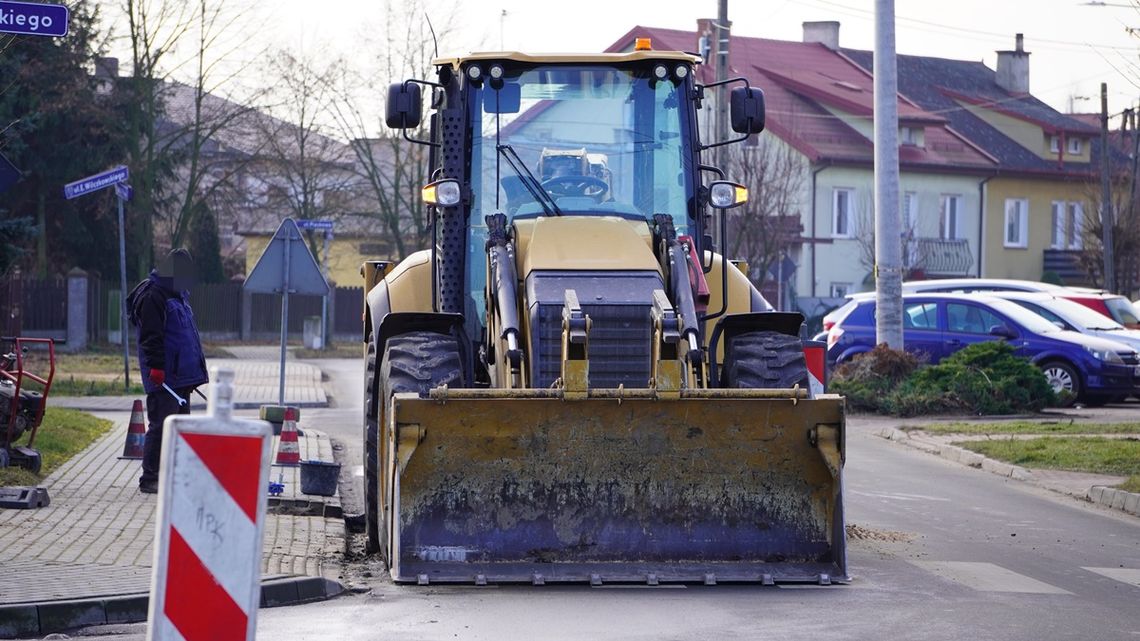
(385, 389), (846, 585)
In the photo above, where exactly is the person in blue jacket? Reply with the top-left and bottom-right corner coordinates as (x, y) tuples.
(126, 249), (209, 494)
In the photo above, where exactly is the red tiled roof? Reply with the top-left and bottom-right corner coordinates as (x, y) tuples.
(607, 25), (995, 170)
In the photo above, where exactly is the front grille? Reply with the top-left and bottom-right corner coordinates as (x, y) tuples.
(526, 271), (662, 389)
(1119, 352), (1139, 366)
(535, 303), (653, 388)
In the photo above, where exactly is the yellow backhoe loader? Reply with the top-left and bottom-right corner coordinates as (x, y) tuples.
(363, 45), (847, 585)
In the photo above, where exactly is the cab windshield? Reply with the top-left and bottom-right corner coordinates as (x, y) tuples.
(467, 63), (694, 230)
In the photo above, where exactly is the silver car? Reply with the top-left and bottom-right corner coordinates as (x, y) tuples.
(989, 291), (1140, 352)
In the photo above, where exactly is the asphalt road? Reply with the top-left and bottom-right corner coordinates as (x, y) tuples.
(74, 360), (1140, 640)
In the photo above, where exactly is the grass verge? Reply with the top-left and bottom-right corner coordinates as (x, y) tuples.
(1118, 475), (1140, 493)
(912, 421), (1140, 436)
(293, 344), (362, 359)
(50, 376), (146, 396)
(0, 408), (113, 484)
(956, 437), (1140, 477)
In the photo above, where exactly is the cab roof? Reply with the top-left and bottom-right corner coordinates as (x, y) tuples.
(433, 50), (702, 68)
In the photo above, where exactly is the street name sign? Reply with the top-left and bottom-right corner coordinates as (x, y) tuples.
(0, 1), (68, 37)
(295, 219), (334, 231)
(63, 165), (128, 200)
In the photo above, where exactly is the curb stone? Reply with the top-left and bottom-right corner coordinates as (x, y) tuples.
(875, 427), (1032, 481)
(877, 428), (1140, 517)
(1087, 485), (1140, 516)
(0, 576), (345, 639)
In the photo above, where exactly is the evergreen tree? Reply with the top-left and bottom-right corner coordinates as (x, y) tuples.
(188, 203), (225, 283)
(0, 0), (130, 278)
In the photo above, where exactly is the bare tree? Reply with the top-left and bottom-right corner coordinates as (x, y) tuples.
(118, 0), (262, 275)
(722, 138), (807, 300)
(252, 51), (359, 255)
(326, 0), (468, 259)
(854, 192), (925, 280)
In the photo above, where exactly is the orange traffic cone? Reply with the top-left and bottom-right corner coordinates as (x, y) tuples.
(274, 408), (301, 466)
(119, 400), (146, 459)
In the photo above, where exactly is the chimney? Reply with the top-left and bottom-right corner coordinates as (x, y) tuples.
(95, 57), (119, 78)
(995, 34), (1030, 94)
(802, 21), (840, 50)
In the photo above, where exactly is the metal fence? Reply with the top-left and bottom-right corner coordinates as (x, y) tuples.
(2, 272), (364, 346)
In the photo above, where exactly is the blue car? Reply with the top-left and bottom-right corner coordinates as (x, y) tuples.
(826, 293), (1140, 405)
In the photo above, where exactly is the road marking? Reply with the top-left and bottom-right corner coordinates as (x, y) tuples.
(911, 561), (1071, 594)
(1082, 567), (1140, 587)
(850, 490), (950, 502)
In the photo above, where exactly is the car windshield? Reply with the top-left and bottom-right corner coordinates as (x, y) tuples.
(1039, 297), (1125, 330)
(1105, 297), (1140, 325)
(468, 63), (693, 228)
(981, 298), (1062, 334)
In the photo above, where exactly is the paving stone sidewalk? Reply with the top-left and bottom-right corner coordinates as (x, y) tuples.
(49, 358), (327, 411)
(0, 411), (346, 611)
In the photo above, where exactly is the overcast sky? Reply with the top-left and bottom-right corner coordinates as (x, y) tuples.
(255, 0), (1139, 118)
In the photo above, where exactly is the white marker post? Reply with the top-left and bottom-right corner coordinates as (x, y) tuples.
(147, 368), (272, 641)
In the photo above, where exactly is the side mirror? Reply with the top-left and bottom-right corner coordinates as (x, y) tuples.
(730, 86), (765, 134)
(989, 324), (1017, 340)
(386, 82), (423, 129)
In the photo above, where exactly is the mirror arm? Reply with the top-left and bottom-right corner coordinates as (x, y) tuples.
(400, 78), (445, 148)
(699, 131), (749, 151)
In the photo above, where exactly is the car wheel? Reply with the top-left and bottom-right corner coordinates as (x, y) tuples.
(1040, 360), (1081, 407)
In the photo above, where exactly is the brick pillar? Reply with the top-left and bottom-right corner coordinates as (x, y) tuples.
(66, 267), (89, 352)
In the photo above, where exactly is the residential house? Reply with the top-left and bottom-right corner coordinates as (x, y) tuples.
(842, 35), (1104, 285)
(608, 24), (997, 317)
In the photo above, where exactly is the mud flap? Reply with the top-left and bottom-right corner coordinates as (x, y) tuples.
(386, 390), (847, 585)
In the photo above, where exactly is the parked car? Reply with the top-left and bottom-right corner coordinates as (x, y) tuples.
(826, 293), (1140, 405)
(988, 292), (1140, 352)
(1058, 292), (1140, 330)
(821, 278), (1133, 331)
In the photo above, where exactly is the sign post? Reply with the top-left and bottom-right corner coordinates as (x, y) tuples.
(0, 1), (69, 38)
(243, 218), (330, 404)
(64, 166), (131, 390)
(147, 367), (272, 641)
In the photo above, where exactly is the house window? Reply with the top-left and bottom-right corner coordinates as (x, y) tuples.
(1067, 137), (1082, 155)
(1050, 201), (1066, 249)
(830, 283), (852, 298)
(903, 191), (917, 231)
(1004, 198), (1028, 248)
(940, 194), (962, 240)
(832, 188), (854, 238)
(1067, 202), (1084, 249)
(1049, 135), (1060, 153)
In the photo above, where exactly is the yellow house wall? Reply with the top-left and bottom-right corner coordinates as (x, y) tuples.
(244, 235), (396, 288)
(983, 177), (1093, 281)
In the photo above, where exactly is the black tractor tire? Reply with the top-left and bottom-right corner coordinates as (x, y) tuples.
(722, 330), (810, 389)
(364, 331), (464, 561)
(363, 338), (381, 555)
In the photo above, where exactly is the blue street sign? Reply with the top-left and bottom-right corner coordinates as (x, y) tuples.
(0, 1), (68, 37)
(63, 165), (128, 200)
(295, 219), (334, 231)
(115, 182), (133, 201)
(0, 152), (19, 194)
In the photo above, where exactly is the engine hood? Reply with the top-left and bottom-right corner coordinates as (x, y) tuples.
(514, 215), (660, 276)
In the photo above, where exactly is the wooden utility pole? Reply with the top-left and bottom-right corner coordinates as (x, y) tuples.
(1100, 82), (1115, 293)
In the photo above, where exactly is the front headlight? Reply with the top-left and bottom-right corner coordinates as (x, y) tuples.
(1085, 345), (1124, 363)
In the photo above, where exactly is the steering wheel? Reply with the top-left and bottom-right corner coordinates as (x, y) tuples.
(541, 175), (608, 201)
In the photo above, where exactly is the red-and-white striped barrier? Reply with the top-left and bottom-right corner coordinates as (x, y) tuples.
(148, 369), (272, 641)
(802, 340), (828, 398)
